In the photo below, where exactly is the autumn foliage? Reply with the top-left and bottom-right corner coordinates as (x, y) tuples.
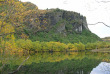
(1, 38), (110, 54)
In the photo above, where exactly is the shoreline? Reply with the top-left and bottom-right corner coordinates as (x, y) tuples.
(91, 48), (110, 53)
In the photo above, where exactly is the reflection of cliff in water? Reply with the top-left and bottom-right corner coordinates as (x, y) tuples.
(1, 52), (110, 74)
(91, 62), (110, 74)
(15, 57), (100, 74)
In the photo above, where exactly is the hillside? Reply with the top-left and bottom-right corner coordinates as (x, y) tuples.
(0, 0), (101, 44)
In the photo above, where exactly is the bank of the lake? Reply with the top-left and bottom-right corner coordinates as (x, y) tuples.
(0, 39), (110, 54)
(91, 48), (110, 53)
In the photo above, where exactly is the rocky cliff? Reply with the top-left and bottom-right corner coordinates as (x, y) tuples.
(0, 1), (100, 43)
(24, 8), (89, 34)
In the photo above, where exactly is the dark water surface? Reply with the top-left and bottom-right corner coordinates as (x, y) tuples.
(0, 52), (110, 74)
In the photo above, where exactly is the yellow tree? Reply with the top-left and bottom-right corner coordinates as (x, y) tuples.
(0, 0), (25, 53)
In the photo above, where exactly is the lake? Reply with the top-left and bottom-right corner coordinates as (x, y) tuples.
(0, 52), (110, 74)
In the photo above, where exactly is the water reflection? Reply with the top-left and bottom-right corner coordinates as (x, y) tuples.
(0, 52), (110, 74)
(91, 62), (110, 74)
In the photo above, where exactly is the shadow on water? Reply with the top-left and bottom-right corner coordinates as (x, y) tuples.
(0, 52), (110, 74)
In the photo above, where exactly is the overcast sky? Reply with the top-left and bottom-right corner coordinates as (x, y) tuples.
(21, 0), (110, 38)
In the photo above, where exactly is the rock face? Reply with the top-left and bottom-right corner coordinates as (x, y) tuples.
(24, 8), (89, 33)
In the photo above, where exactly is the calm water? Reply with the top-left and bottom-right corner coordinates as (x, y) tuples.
(0, 52), (110, 74)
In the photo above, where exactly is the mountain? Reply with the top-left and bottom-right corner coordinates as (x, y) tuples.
(0, 0), (101, 44)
